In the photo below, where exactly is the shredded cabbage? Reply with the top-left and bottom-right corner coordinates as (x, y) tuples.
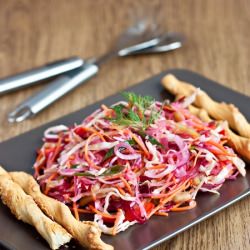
(34, 93), (246, 235)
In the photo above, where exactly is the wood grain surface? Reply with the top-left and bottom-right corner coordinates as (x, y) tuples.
(0, 0), (249, 249)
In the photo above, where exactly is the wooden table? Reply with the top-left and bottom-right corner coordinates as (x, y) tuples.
(0, 0), (249, 249)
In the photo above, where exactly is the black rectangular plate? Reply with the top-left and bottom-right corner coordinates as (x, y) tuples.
(0, 69), (249, 250)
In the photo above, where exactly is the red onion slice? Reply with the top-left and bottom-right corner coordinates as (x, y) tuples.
(114, 142), (140, 160)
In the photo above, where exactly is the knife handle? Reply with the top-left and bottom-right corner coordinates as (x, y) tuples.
(0, 57), (84, 95)
(8, 63), (99, 123)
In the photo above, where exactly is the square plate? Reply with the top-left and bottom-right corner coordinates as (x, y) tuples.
(0, 69), (249, 250)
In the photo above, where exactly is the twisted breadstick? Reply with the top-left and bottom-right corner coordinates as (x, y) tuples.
(0, 166), (71, 250)
(9, 171), (113, 250)
(226, 128), (250, 162)
(188, 105), (211, 122)
(162, 74), (250, 138)
(188, 105), (250, 161)
(161, 76), (250, 161)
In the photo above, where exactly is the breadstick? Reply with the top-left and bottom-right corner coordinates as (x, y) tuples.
(9, 171), (113, 250)
(188, 105), (212, 122)
(225, 128), (250, 162)
(162, 74), (250, 138)
(0, 166), (71, 250)
(188, 105), (250, 162)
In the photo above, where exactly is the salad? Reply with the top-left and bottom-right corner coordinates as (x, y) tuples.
(34, 92), (246, 235)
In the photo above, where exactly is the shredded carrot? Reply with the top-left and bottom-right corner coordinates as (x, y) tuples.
(34, 92), (246, 234)
(170, 201), (196, 211)
(81, 126), (98, 134)
(35, 151), (44, 163)
(137, 109), (144, 120)
(89, 205), (117, 220)
(210, 149), (234, 157)
(130, 132), (150, 158)
(44, 172), (58, 195)
(206, 140), (235, 156)
(147, 164), (166, 170)
(120, 177), (134, 196)
(115, 185), (126, 195)
(76, 208), (91, 214)
(155, 211), (169, 216)
(144, 201), (155, 214)
(103, 173), (123, 181)
(81, 126), (109, 140)
(191, 122), (206, 131)
(148, 180), (190, 218)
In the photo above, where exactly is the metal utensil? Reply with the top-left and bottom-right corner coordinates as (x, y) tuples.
(128, 32), (185, 54)
(0, 20), (160, 95)
(8, 32), (185, 123)
(0, 57), (84, 95)
(8, 26), (185, 123)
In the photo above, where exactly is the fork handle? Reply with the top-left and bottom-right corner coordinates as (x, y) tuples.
(0, 57), (83, 95)
(8, 63), (99, 123)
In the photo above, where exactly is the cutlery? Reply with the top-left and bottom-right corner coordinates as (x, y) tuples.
(7, 22), (185, 122)
(0, 20), (160, 95)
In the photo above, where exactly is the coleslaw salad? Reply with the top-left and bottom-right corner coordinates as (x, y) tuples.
(34, 91), (246, 235)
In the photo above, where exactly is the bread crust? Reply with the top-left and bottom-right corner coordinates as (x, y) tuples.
(0, 166), (71, 250)
(162, 74), (250, 138)
(161, 74), (250, 161)
(10, 171), (113, 250)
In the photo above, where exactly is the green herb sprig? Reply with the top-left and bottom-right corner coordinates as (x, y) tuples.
(138, 130), (163, 148)
(108, 92), (161, 130)
(74, 165), (125, 177)
(121, 92), (154, 111)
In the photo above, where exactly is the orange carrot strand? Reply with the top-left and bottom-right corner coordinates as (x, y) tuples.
(130, 132), (150, 158)
(89, 205), (117, 219)
(44, 172), (58, 195)
(120, 177), (134, 196)
(206, 140), (235, 156)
